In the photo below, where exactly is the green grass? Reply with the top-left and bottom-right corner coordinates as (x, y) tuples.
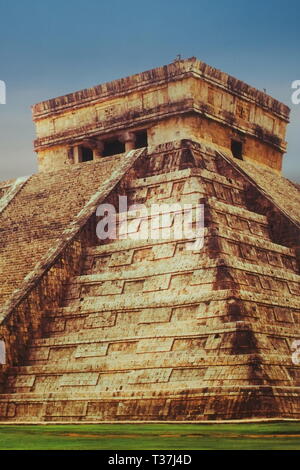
(0, 422), (300, 450)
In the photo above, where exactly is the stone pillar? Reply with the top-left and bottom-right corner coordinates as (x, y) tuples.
(67, 146), (75, 164)
(73, 145), (81, 164)
(94, 140), (104, 160)
(82, 139), (98, 160)
(121, 132), (136, 152)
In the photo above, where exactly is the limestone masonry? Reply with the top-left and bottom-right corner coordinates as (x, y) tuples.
(0, 57), (299, 422)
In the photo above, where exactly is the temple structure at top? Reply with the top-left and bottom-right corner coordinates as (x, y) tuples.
(32, 57), (289, 173)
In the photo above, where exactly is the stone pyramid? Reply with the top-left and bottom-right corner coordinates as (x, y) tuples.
(0, 58), (299, 422)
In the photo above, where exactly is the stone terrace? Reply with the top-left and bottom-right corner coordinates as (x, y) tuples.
(0, 140), (299, 421)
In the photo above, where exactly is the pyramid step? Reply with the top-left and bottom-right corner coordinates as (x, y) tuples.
(49, 293), (300, 322)
(29, 316), (299, 356)
(82, 239), (200, 274)
(1, 383), (298, 404)
(127, 167), (248, 208)
(92, 191), (264, 252)
(2, 384), (299, 422)
(62, 257), (300, 312)
(0, 385), (264, 408)
(98, 196), (272, 250)
(80, 238), (298, 287)
(208, 197), (268, 223)
(58, 287), (300, 319)
(82, 226), (298, 278)
(55, 287), (299, 339)
(8, 352), (256, 377)
(14, 346), (298, 374)
(32, 319), (238, 347)
(52, 290), (236, 317)
(23, 349), (224, 372)
(44, 298), (300, 339)
(42, 304), (300, 340)
(23, 334), (298, 375)
(80, 247), (206, 283)
(62, 275), (215, 309)
(77, 253), (212, 285)
(214, 226), (298, 273)
(4, 358), (297, 396)
(128, 168), (244, 193)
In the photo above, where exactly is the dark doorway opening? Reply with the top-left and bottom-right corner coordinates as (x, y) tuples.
(103, 139), (125, 157)
(81, 146), (94, 162)
(231, 140), (243, 160)
(135, 130), (148, 148)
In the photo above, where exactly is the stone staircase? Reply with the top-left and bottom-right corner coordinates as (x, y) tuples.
(0, 141), (299, 421)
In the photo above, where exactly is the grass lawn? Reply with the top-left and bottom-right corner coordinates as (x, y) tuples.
(0, 422), (299, 450)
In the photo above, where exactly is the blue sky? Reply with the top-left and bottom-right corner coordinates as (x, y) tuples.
(0, 0), (299, 180)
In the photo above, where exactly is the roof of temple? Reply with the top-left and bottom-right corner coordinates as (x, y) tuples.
(32, 57), (290, 120)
